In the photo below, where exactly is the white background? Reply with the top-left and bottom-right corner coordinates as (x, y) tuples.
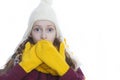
(0, 0), (120, 80)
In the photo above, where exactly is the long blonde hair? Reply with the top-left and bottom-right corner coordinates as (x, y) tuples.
(0, 37), (77, 75)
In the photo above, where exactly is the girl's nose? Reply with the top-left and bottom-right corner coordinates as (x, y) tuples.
(41, 31), (47, 39)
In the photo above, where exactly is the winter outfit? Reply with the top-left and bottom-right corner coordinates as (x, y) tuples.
(0, 0), (85, 80)
(0, 40), (85, 80)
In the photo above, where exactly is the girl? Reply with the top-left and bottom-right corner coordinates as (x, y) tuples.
(0, 0), (85, 80)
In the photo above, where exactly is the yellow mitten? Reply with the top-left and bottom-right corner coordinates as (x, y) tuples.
(36, 63), (58, 75)
(36, 40), (69, 76)
(36, 40), (66, 76)
(19, 42), (42, 73)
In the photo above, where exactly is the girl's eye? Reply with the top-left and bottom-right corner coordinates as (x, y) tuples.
(48, 28), (54, 32)
(34, 28), (40, 32)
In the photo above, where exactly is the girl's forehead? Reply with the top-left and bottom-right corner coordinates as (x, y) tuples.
(32, 20), (56, 29)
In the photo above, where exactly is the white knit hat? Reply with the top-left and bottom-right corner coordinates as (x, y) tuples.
(22, 0), (63, 42)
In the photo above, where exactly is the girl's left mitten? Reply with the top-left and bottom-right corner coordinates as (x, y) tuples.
(19, 42), (42, 73)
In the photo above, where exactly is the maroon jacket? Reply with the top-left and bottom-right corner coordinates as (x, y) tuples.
(0, 64), (85, 80)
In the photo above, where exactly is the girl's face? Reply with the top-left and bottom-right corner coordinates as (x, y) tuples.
(31, 20), (56, 43)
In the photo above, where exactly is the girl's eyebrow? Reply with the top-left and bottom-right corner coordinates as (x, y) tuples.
(33, 25), (41, 27)
(47, 24), (54, 26)
(47, 26), (55, 30)
(33, 25), (42, 29)
(47, 24), (55, 28)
